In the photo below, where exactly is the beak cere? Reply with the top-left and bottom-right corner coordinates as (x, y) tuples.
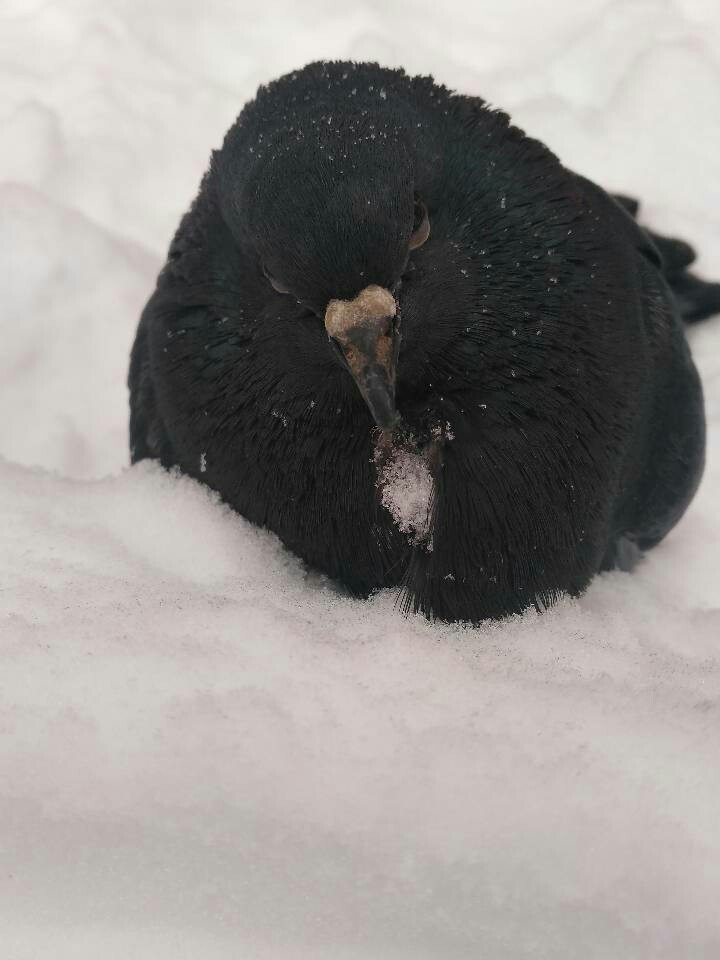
(324, 285), (400, 430)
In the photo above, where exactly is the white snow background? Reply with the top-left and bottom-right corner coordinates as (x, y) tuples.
(2, 1), (720, 957)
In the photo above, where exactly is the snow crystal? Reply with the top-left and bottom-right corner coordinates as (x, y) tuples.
(375, 440), (434, 546)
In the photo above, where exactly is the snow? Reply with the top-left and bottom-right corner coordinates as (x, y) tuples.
(376, 440), (435, 545)
(1, 1), (720, 957)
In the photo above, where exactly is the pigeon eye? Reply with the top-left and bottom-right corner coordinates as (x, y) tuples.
(409, 197), (430, 250)
(263, 265), (291, 295)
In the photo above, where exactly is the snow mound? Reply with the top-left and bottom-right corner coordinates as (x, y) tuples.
(2, 452), (720, 958)
(0, 185), (157, 478)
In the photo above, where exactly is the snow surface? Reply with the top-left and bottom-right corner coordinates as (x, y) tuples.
(2, 1), (720, 957)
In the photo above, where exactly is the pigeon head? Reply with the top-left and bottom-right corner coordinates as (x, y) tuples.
(209, 60), (574, 437)
(210, 62), (449, 430)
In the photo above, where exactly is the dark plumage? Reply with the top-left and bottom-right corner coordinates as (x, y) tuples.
(129, 61), (719, 622)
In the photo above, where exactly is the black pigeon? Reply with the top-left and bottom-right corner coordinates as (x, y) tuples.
(129, 61), (719, 623)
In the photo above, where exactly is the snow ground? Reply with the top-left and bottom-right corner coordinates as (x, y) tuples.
(1, 0), (720, 956)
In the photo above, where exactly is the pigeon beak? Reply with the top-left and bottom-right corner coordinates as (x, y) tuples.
(325, 285), (400, 430)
